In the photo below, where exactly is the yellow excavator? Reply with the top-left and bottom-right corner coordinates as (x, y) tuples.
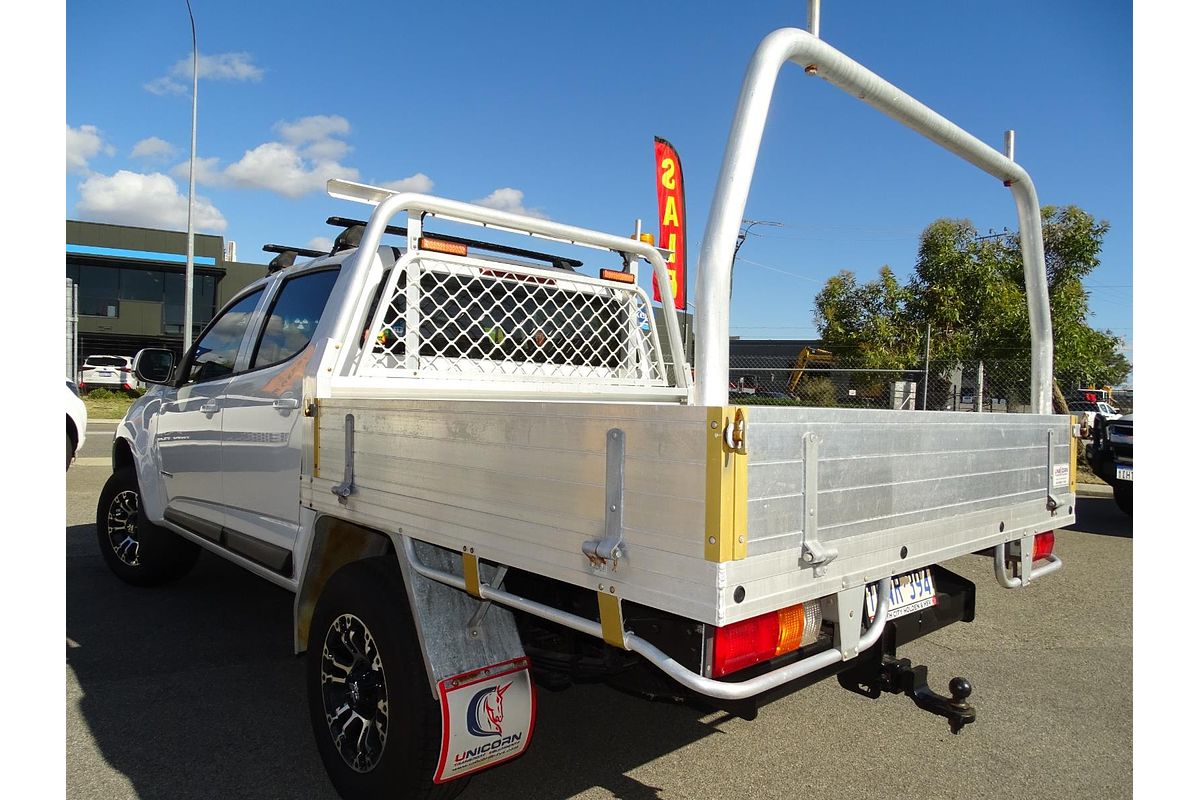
(786, 347), (834, 395)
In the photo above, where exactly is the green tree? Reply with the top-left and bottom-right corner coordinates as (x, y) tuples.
(813, 266), (920, 369)
(812, 205), (1131, 398)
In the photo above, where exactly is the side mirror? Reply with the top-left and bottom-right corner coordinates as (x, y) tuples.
(134, 348), (176, 385)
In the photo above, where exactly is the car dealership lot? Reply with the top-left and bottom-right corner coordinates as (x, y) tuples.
(67, 421), (1131, 800)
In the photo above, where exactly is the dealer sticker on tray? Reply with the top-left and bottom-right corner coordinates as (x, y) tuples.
(866, 568), (937, 622)
(1053, 463), (1070, 488)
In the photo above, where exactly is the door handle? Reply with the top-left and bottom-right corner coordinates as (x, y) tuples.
(273, 398), (300, 410)
(200, 402), (220, 414)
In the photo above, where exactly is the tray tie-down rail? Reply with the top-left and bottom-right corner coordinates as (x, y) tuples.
(401, 537), (893, 702)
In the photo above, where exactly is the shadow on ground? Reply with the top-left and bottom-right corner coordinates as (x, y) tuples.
(1065, 496), (1132, 539)
(67, 524), (727, 800)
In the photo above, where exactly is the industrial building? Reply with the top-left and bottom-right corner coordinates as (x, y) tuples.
(66, 220), (267, 370)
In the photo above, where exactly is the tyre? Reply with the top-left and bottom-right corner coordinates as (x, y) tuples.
(66, 434), (74, 471)
(307, 557), (469, 800)
(95, 469), (201, 586)
(1113, 482), (1132, 516)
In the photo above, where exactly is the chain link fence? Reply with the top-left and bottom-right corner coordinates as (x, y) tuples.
(727, 351), (1040, 413)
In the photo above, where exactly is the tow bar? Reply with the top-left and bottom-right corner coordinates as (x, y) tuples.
(838, 655), (977, 734)
(878, 657), (976, 734)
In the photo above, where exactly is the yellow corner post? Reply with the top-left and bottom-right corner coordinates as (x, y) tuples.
(705, 406), (749, 562)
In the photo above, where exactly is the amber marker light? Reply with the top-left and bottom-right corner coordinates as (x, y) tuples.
(419, 237), (469, 257)
(599, 269), (636, 284)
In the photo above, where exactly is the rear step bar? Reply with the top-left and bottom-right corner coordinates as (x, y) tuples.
(993, 542), (1063, 589)
(400, 536), (891, 702)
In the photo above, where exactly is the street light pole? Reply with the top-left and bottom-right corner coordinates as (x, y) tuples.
(184, 0), (198, 352)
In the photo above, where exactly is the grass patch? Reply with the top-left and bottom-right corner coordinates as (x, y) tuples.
(83, 389), (139, 420)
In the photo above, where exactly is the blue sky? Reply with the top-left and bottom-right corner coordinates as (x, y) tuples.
(64, 0), (1132, 361)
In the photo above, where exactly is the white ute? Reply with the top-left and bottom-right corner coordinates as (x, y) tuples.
(98, 21), (1074, 800)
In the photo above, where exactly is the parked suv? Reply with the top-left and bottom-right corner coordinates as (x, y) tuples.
(1087, 415), (1132, 515)
(78, 355), (143, 394)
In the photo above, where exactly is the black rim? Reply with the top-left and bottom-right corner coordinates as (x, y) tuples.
(105, 489), (141, 567)
(321, 613), (390, 773)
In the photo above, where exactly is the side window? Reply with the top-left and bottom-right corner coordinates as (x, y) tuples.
(251, 269), (341, 369)
(184, 288), (265, 384)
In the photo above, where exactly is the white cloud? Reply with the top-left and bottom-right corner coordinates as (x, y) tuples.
(67, 124), (113, 174)
(473, 187), (548, 219)
(382, 173), (434, 193)
(218, 142), (359, 198)
(145, 52), (263, 95)
(276, 115), (350, 144)
(171, 156), (225, 186)
(184, 52), (264, 82)
(176, 114), (360, 198)
(131, 136), (176, 161)
(75, 170), (227, 233)
(308, 237), (334, 253)
(303, 138), (350, 161)
(143, 76), (186, 96)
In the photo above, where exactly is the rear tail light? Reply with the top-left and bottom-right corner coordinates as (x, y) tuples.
(1033, 531), (1055, 561)
(711, 600), (822, 678)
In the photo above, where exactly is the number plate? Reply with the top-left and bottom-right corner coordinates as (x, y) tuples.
(865, 568), (937, 622)
(1115, 467), (1133, 482)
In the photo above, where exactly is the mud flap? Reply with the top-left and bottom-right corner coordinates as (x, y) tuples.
(434, 657), (536, 783)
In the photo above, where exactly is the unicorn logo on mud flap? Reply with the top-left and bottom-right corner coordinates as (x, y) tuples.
(465, 681), (512, 738)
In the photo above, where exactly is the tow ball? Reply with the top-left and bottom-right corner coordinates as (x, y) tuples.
(839, 656), (977, 734)
(880, 656), (976, 734)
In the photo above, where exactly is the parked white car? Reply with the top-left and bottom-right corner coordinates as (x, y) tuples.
(79, 354), (143, 394)
(66, 380), (87, 470)
(1067, 399), (1121, 433)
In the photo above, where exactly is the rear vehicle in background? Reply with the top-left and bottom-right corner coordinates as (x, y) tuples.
(1067, 399), (1121, 435)
(1087, 415), (1132, 515)
(78, 355), (143, 394)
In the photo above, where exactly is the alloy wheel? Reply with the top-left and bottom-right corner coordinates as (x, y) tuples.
(105, 490), (141, 567)
(321, 613), (390, 773)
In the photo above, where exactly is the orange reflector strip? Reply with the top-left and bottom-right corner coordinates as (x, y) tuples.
(775, 604), (807, 655)
(419, 237), (468, 256)
(600, 269), (636, 284)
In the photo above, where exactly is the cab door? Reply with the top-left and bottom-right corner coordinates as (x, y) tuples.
(157, 287), (266, 540)
(220, 267), (341, 572)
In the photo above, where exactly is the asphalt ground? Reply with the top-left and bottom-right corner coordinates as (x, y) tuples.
(67, 421), (1132, 800)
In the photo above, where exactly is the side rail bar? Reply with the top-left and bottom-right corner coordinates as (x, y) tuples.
(694, 28), (1053, 413)
(400, 536), (890, 702)
(326, 180), (691, 394)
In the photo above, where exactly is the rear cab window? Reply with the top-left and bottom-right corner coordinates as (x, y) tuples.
(250, 268), (341, 370)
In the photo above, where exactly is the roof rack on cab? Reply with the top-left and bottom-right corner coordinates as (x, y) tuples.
(263, 244), (328, 273)
(325, 216), (583, 272)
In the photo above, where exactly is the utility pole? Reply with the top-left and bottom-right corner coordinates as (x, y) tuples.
(730, 218), (782, 298)
(922, 322), (931, 410)
(184, 0), (198, 352)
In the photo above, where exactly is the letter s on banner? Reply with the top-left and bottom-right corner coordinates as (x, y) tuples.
(653, 137), (686, 311)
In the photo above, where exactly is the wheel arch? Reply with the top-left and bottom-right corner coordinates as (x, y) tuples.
(293, 515), (395, 653)
(112, 435), (136, 473)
